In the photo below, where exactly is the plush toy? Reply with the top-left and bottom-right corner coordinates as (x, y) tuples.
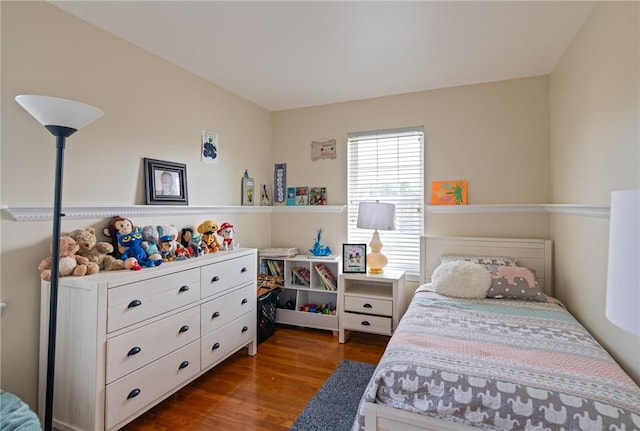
(38, 236), (100, 281)
(197, 220), (221, 253)
(179, 227), (194, 249)
(103, 216), (134, 259)
(159, 235), (175, 262)
(141, 225), (161, 257)
(189, 231), (204, 257)
(68, 228), (125, 271)
(118, 228), (163, 268)
(216, 222), (237, 250)
(157, 225), (179, 255)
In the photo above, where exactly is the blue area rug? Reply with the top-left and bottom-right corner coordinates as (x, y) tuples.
(289, 360), (377, 431)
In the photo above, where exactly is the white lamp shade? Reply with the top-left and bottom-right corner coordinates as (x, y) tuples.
(357, 201), (396, 231)
(15, 95), (103, 130)
(605, 189), (640, 336)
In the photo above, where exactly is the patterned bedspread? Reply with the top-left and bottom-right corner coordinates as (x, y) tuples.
(353, 289), (640, 431)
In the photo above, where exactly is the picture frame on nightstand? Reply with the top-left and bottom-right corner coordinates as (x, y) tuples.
(342, 244), (367, 273)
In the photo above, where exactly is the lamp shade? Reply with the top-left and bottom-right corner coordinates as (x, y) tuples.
(15, 95), (103, 130)
(357, 201), (396, 231)
(605, 189), (640, 336)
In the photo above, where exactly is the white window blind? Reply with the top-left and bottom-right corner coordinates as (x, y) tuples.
(347, 127), (424, 278)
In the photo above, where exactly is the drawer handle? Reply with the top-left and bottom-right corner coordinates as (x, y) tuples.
(361, 321), (371, 326)
(127, 388), (141, 400)
(241, 326), (249, 333)
(211, 311), (220, 319)
(179, 325), (189, 334)
(127, 346), (141, 356)
(211, 276), (220, 283)
(241, 267), (248, 273)
(363, 303), (373, 308)
(127, 300), (142, 309)
(241, 298), (248, 305)
(212, 342), (220, 350)
(179, 285), (190, 293)
(179, 360), (189, 370)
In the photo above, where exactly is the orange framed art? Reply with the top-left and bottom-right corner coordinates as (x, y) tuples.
(431, 180), (467, 205)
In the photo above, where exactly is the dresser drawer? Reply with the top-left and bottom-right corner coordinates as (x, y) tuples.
(201, 312), (256, 370)
(108, 269), (200, 333)
(344, 296), (392, 316)
(342, 312), (391, 335)
(106, 306), (201, 384)
(201, 254), (256, 298)
(201, 283), (255, 336)
(105, 340), (200, 430)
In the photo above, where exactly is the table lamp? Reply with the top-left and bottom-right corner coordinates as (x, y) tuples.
(15, 95), (103, 431)
(357, 201), (396, 274)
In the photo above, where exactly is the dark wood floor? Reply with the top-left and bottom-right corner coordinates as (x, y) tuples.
(121, 325), (389, 431)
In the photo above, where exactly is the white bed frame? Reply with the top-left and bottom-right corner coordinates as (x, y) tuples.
(363, 235), (554, 431)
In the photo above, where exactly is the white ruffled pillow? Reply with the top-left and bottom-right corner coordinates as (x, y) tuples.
(431, 261), (492, 299)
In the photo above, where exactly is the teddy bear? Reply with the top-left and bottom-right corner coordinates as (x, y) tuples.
(68, 228), (125, 271)
(38, 236), (100, 281)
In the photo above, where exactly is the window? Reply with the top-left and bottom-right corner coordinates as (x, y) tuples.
(347, 127), (424, 278)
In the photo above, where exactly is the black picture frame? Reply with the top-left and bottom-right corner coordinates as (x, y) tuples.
(342, 244), (367, 273)
(144, 158), (189, 205)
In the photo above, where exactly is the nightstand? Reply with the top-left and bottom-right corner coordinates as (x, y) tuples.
(338, 270), (406, 343)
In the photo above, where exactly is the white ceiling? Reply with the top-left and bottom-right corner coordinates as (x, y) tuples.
(51, 1), (596, 111)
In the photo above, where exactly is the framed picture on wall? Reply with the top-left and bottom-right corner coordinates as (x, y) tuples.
(343, 244), (367, 273)
(144, 158), (189, 205)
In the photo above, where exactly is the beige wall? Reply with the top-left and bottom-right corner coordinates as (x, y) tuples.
(550, 1), (640, 382)
(271, 77), (551, 255)
(1, 1), (273, 407)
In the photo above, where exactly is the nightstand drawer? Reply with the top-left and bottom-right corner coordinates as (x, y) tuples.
(344, 296), (392, 316)
(106, 306), (201, 384)
(342, 312), (391, 334)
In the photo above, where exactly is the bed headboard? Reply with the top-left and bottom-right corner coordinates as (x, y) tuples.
(420, 236), (554, 296)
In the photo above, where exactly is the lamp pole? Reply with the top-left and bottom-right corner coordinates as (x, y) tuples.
(43, 127), (76, 431)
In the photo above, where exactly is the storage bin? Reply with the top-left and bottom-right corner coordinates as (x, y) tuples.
(257, 289), (279, 344)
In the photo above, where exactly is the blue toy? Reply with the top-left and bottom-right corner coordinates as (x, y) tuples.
(118, 229), (162, 267)
(309, 228), (332, 256)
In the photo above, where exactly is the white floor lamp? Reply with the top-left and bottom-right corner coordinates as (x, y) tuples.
(605, 189), (640, 336)
(15, 95), (103, 431)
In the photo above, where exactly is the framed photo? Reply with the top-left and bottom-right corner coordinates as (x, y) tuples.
(343, 244), (367, 273)
(143, 158), (188, 205)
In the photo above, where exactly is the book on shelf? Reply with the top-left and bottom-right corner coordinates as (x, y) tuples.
(291, 266), (311, 286)
(314, 263), (337, 291)
(266, 259), (284, 277)
(259, 247), (298, 258)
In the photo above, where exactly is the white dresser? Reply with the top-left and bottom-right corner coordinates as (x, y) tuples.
(38, 248), (257, 431)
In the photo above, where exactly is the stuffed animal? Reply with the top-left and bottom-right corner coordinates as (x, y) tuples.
(103, 216), (134, 259)
(118, 228), (162, 268)
(141, 225), (161, 257)
(38, 236), (100, 281)
(68, 228), (125, 271)
(157, 225), (179, 255)
(216, 222), (237, 250)
(197, 220), (221, 253)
